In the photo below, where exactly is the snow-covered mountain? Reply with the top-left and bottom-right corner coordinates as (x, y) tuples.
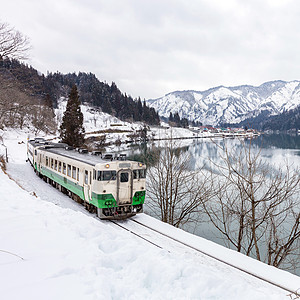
(146, 80), (300, 126)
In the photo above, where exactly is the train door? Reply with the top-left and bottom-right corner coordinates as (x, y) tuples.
(38, 153), (42, 172)
(117, 169), (133, 205)
(83, 169), (92, 202)
(34, 149), (37, 170)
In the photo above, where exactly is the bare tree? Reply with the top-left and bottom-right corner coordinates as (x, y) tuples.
(146, 140), (213, 228)
(0, 74), (30, 127)
(0, 21), (32, 129)
(0, 22), (31, 60)
(203, 139), (300, 271)
(31, 104), (57, 134)
(0, 71), (56, 132)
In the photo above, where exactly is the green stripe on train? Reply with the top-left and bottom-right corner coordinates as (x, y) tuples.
(91, 193), (117, 208)
(132, 191), (145, 205)
(91, 191), (145, 209)
(39, 166), (145, 209)
(40, 167), (85, 199)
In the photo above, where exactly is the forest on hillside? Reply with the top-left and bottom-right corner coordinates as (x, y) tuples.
(261, 106), (300, 131)
(221, 107), (300, 132)
(0, 58), (160, 127)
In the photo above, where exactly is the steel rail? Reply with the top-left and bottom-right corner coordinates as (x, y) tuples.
(110, 220), (163, 250)
(114, 218), (300, 298)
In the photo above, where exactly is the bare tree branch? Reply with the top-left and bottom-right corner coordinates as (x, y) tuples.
(0, 22), (31, 61)
(203, 138), (300, 270)
(145, 139), (214, 228)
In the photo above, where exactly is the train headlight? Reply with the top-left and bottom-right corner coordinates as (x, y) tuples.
(105, 164), (110, 168)
(138, 163), (143, 167)
(105, 200), (112, 206)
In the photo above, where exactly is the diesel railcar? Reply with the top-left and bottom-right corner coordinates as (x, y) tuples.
(27, 138), (146, 219)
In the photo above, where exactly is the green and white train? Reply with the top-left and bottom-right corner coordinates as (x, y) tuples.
(27, 138), (146, 219)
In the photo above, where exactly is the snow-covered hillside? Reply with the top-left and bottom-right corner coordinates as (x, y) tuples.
(54, 98), (198, 146)
(1, 128), (300, 299)
(146, 80), (300, 126)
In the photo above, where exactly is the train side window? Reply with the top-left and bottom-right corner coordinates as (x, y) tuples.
(90, 171), (92, 184)
(63, 163), (66, 175)
(84, 170), (88, 184)
(46, 157), (48, 167)
(51, 158), (54, 169)
(77, 168), (79, 181)
(55, 160), (57, 171)
(139, 169), (146, 178)
(58, 161), (61, 172)
(67, 164), (71, 177)
(72, 166), (76, 179)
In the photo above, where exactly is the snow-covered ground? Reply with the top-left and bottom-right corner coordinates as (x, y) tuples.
(1, 128), (300, 300)
(53, 98), (209, 147)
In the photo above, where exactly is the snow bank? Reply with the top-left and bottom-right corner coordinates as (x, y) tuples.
(0, 170), (290, 300)
(0, 128), (297, 299)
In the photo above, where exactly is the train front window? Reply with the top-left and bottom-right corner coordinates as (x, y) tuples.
(133, 169), (146, 179)
(97, 171), (116, 181)
(120, 172), (129, 182)
(139, 169), (146, 178)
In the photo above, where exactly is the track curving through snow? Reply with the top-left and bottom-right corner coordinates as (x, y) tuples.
(111, 218), (300, 298)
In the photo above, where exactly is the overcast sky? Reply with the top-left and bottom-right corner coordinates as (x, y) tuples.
(2, 0), (300, 99)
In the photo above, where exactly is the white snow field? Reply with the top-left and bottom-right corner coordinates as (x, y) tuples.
(1, 129), (300, 300)
(54, 98), (197, 147)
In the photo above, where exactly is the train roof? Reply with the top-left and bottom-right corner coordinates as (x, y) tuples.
(46, 147), (108, 166)
(28, 138), (135, 167)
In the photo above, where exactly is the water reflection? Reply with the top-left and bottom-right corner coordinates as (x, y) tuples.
(252, 133), (300, 150)
(189, 134), (300, 171)
(130, 134), (300, 275)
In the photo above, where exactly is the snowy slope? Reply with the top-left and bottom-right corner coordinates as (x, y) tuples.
(146, 80), (300, 126)
(54, 98), (198, 145)
(1, 129), (300, 299)
(55, 97), (137, 133)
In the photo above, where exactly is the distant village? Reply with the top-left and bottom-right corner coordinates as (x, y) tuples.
(189, 126), (260, 137)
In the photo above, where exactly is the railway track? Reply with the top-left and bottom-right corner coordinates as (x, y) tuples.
(8, 163), (299, 298)
(111, 217), (300, 298)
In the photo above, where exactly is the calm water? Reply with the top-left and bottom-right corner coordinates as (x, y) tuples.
(126, 133), (300, 171)
(185, 133), (300, 225)
(133, 133), (300, 274)
(190, 133), (300, 169)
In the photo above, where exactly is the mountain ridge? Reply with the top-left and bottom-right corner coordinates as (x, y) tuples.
(146, 80), (300, 128)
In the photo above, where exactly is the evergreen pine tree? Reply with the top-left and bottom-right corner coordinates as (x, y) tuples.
(137, 97), (143, 121)
(60, 85), (85, 147)
(173, 112), (180, 126)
